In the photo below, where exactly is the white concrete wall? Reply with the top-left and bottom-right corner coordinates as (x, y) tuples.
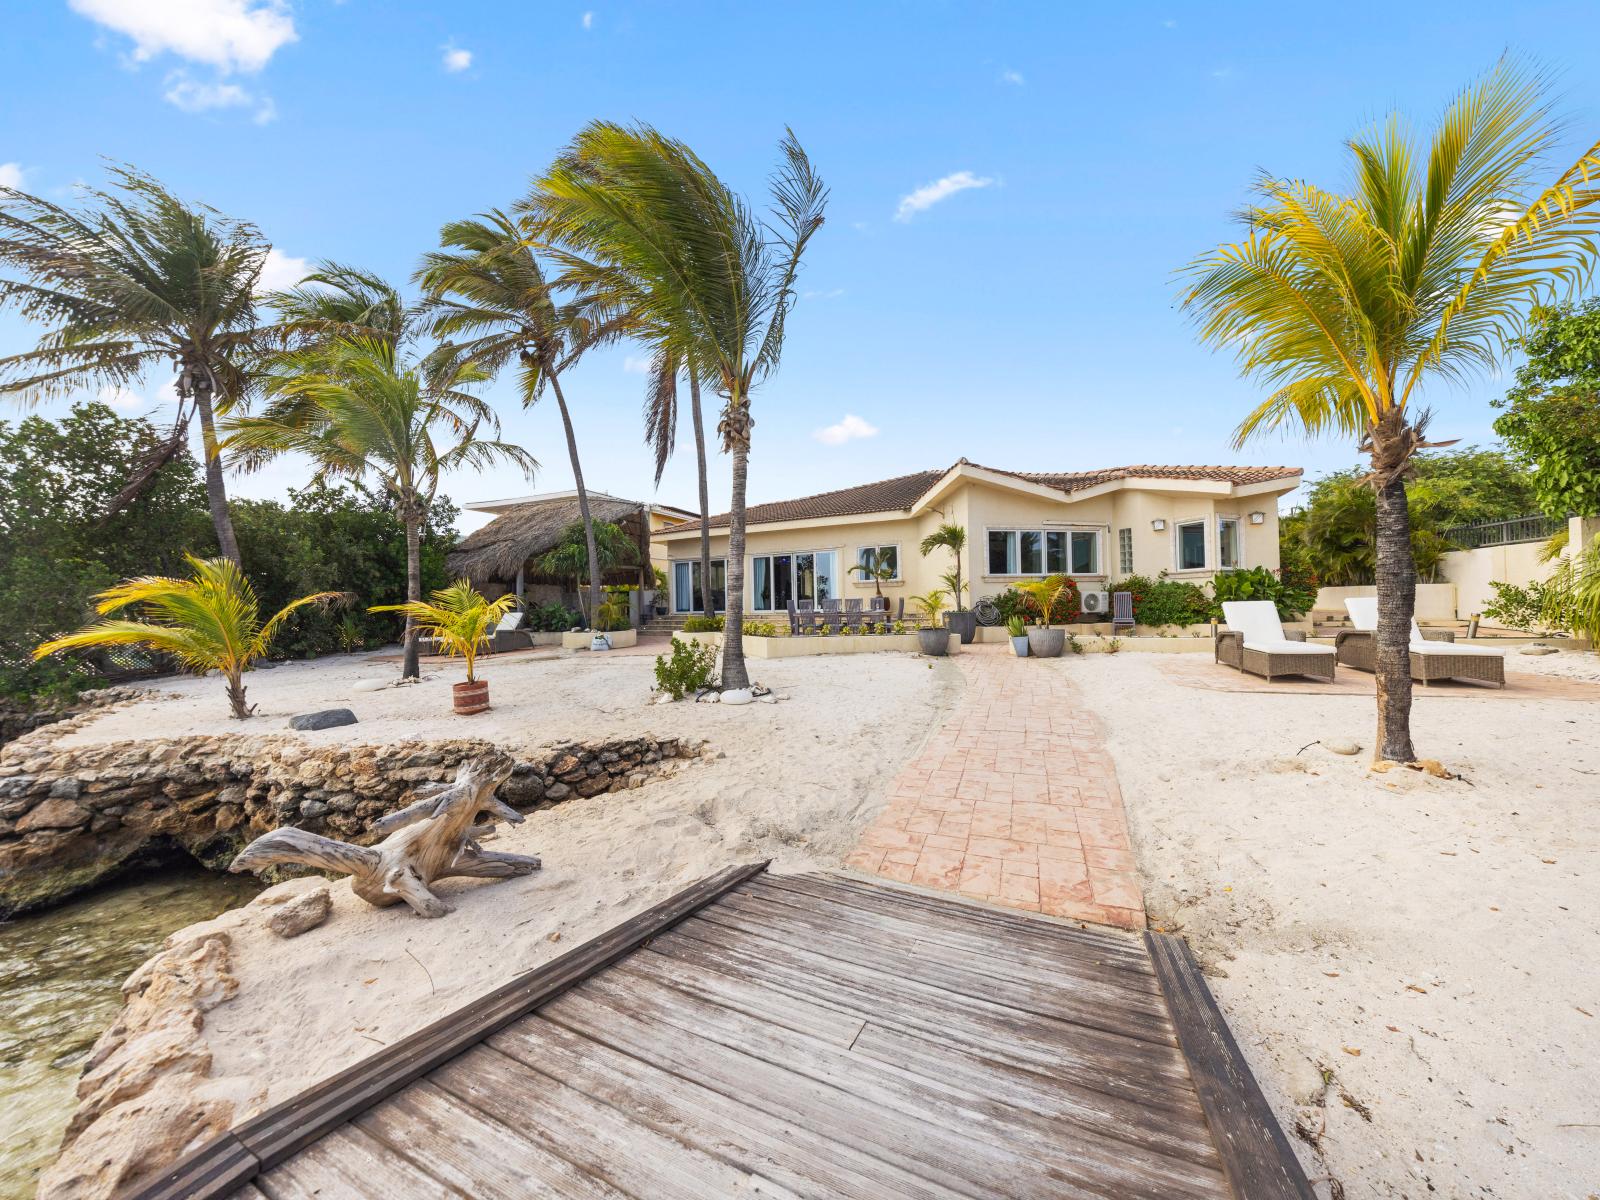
(1313, 583), (1459, 621)
(1439, 541), (1556, 618)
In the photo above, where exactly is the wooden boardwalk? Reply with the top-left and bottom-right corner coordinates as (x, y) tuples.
(131, 865), (1312, 1200)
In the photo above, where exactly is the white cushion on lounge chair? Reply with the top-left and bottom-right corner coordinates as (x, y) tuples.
(1243, 639), (1334, 655)
(1222, 602), (1325, 655)
(1345, 597), (1505, 657)
(494, 610), (522, 633)
(1410, 640), (1505, 657)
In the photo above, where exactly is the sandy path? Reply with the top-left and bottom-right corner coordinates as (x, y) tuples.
(1071, 651), (1600, 1198)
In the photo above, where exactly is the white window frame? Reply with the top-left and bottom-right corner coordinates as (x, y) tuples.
(984, 527), (1104, 578)
(1217, 516), (1241, 571)
(1173, 519), (1208, 572)
(749, 548), (841, 611)
(853, 543), (902, 582)
(672, 558), (727, 613)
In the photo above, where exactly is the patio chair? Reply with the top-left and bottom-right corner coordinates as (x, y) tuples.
(820, 597), (841, 613)
(1215, 601), (1336, 682)
(844, 597), (864, 614)
(486, 608), (534, 654)
(1337, 598), (1505, 687)
(1111, 591), (1135, 637)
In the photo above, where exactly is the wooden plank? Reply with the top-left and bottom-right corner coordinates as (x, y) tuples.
(232, 861), (768, 1172)
(1146, 932), (1318, 1200)
(355, 1080), (634, 1200)
(125, 862), (767, 1200)
(118, 1134), (258, 1200)
(432, 1044), (801, 1199)
(649, 916), (1202, 1110)
(718, 884), (1171, 1017)
(254, 1122), (466, 1199)
(492, 1010), (976, 1200)
(230, 1187), (270, 1200)
(565, 965), (1226, 1196)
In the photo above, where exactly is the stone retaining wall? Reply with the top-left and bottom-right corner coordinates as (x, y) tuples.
(0, 710), (707, 916)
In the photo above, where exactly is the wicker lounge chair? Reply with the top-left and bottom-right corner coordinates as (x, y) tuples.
(1336, 598), (1505, 687)
(1215, 601), (1336, 682)
(1111, 591), (1135, 637)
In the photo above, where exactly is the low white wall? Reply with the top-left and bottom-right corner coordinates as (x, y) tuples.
(561, 628), (638, 650)
(1314, 583), (1457, 621)
(1440, 541), (1557, 619)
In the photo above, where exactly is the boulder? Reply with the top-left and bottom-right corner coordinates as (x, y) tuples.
(1519, 645), (1558, 656)
(720, 688), (754, 706)
(17, 796), (93, 831)
(1323, 738), (1361, 756)
(266, 885), (331, 938)
(288, 708), (358, 732)
(350, 679), (391, 693)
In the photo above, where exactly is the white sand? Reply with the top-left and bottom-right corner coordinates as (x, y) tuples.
(76, 647), (959, 1110)
(1072, 650), (1600, 1199)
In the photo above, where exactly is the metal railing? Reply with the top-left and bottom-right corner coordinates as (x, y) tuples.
(1441, 514), (1565, 550)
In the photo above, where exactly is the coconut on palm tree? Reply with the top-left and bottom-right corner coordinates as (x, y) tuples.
(0, 165), (268, 562)
(34, 555), (346, 719)
(415, 211), (628, 627)
(527, 123), (827, 690)
(223, 334), (535, 680)
(1183, 61), (1600, 762)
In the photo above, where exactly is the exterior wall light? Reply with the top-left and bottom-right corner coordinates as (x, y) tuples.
(1248, 511), (1266, 525)
(1150, 519), (1166, 531)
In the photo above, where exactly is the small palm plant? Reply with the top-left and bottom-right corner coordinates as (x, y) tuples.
(849, 548), (897, 599)
(1016, 575), (1072, 628)
(910, 589), (948, 628)
(919, 524), (967, 609)
(33, 556), (346, 719)
(371, 580), (514, 689)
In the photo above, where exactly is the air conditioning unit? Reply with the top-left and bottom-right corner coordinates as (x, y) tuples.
(1079, 590), (1112, 615)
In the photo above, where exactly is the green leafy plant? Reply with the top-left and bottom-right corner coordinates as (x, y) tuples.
(919, 524), (967, 610)
(1005, 615), (1026, 638)
(372, 579), (515, 686)
(1540, 535), (1600, 643)
(1065, 631), (1084, 654)
(1015, 575), (1078, 627)
(536, 520), (638, 628)
(1113, 574), (1214, 628)
(35, 556), (347, 719)
(1211, 566), (1315, 620)
(1481, 579), (1557, 632)
(525, 601), (581, 632)
(1105, 637), (1124, 654)
(910, 589), (948, 627)
(682, 614), (723, 633)
(744, 620), (780, 637)
(653, 637), (719, 700)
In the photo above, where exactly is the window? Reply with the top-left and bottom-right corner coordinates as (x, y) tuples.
(988, 530), (1015, 575)
(854, 544), (900, 581)
(1176, 520), (1206, 571)
(673, 559), (726, 612)
(1118, 527), (1134, 574)
(1218, 517), (1240, 570)
(986, 528), (1102, 575)
(750, 550), (838, 610)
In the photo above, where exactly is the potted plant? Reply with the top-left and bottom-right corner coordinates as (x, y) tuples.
(920, 524), (976, 644)
(1016, 575), (1070, 658)
(1006, 614), (1030, 657)
(372, 580), (514, 714)
(911, 589), (951, 656)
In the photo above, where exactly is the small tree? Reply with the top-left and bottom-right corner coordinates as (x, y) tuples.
(537, 520), (637, 626)
(33, 556), (346, 719)
(372, 580), (513, 685)
(1494, 299), (1600, 519)
(919, 524), (967, 610)
(1015, 575), (1075, 628)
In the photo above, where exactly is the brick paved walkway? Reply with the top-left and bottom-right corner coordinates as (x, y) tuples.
(846, 645), (1144, 930)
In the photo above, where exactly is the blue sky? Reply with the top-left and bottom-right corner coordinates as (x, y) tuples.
(5, 1), (1600, 533)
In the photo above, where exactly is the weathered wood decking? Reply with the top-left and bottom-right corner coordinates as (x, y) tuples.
(128, 865), (1312, 1200)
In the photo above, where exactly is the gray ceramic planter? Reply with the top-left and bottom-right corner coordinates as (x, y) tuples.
(1026, 627), (1065, 658)
(944, 610), (978, 644)
(1010, 635), (1030, 657)
(917, 627), (950, 656)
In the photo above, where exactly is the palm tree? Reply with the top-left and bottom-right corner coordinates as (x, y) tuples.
(537, 519), (638, 626)
(1181, 61), (1600, 762)
(919, 524), (967, 610)
(223, 335), (535, 679)
(34, 555), (345, 719)
(372, 579), (515, 687)
(267, 261), (411, 348)
(414, 211), (626, 626)
(0, 165), (267, 562)
(527, 123), (827, 690)
(640, 345), (716, 619)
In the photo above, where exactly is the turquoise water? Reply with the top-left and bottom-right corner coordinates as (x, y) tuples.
(0, 869), (261, 1200)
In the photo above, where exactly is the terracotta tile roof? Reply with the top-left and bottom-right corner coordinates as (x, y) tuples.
(662, 461), (1301, 533)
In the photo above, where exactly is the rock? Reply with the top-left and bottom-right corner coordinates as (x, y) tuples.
(49, 776), (83, 800)
(755, 693), (777, 704)
(17, 796), (93, 831)
(266, 886), (331, 938)
(1324, 738), (1361, 756)
(698, 691), (721, 704)
(653, 693), (677, 705)
(298, 799), (329, 820)
(350, 678), (391, 693)
(288, 708), (358, 732)
(1520, 645), (1558, 656)
(544, 782), (571, 801)
(720, 688), (754, 706)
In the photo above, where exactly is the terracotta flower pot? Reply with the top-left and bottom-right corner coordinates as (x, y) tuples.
(453, 679), (489, 715)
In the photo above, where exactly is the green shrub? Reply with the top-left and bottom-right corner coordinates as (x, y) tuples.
(1112, 574), (1215, 627)
(682, 614), (724, 633)
(1005, 615), (1026, 637)
(653, 638), (719, 700)
(1210, 566), (1315, 620)
(744, 620), (780, 637)
(525, 601), (581, 632)
(993, 581), (1080, 625)
(1482, 579), (1559, 633)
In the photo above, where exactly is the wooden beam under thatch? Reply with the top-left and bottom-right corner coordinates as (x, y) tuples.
(447, 495), (647, 585)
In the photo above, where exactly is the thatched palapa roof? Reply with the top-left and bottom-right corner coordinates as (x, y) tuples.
(448, 494), (645, 584)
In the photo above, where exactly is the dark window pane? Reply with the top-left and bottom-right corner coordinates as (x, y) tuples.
(753, 557), (772, 610)
(774, 555), (793, 609)
(882, 545), (898, 577)
(1071, 531), (1095, 574)
(1045, 532), (1067, 573)
(988, 530), (1013, 574)
(1019, 531), (1042, 574)
(1178, 522), (1206, 570)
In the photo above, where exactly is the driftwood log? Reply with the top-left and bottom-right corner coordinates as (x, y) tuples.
(228, 755), (542, 918)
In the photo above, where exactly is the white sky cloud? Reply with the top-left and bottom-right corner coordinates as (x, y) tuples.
(256, 246), (311, 294)
(0, 163), (23, 189)
(999, 68), (1024, 86)
(442, 42), (472, 72)
(622, 354), (652, 375)
(813, 414), (878, 445)
(98, 385), (146, 410)
(894, 170), (995, 222)
(581, 11), (594, 29)
(69, 0), (297, 73)
(163, 74), (249, 111)
(803, 287), (845, 300)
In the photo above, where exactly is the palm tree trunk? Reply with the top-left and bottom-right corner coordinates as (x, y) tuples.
(193, 377), (241, 565)
(225, 669), (251, 720)
(689, 369), (714, 620)
(548, 376), (602, 630)
(1373, 470), (1417, 762)
(722, 427), (751, 691)
(402, 511), (422, 680)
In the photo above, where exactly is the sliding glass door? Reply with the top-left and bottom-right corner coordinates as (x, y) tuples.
(672, 559), (726, 613)
(748, 550), (836, 610)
